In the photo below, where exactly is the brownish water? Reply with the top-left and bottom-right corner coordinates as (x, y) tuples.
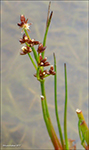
(1, 1), (88, 149)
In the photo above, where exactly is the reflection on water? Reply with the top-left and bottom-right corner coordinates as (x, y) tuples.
(1, 1), (88, 149)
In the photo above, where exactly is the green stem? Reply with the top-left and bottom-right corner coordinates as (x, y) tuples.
(25, 42), (37, 70)
(40, 80), (49, 118)
(24, 29), (38, 64)
(24, 29), (31, 40)
(28, 53), (37, 70)
(40, 80), (62, 150)
(31, 46), (38, 64)
(76, 109), (89, 147)
(42, 25), (49, 58)
(64, 63), (69, 149)
(42, 4), (53, 58)
(54, 53), (65, 149)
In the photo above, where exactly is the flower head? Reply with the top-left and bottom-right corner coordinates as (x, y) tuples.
(20, 45), (32, 55)
(17, 15), (32, 32)
(38, 56), (50, 67)
(19, 33), (29, 44)
(27, 39), (40, 47)
(37, 43), (46, 53)
(49, 65), (56, 75)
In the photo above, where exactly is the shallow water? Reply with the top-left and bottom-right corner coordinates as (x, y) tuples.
(1, 1), (88, 149)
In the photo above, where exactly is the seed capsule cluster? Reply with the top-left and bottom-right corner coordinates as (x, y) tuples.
(17, 15), (56, 80)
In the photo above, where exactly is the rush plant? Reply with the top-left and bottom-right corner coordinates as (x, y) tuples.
(17, 2), (89, 150)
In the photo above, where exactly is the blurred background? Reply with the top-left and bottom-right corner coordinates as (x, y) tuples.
(1, 1), (88, 149)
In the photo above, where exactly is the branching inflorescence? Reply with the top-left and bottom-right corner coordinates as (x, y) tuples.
(17, 15), (55, 81)
(17, 3), (89, 150)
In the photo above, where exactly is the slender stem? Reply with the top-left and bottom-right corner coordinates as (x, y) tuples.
(31, 46), (38, 64)
(25, 42), (37, 70)
(40, 80), (49, 117)
(40, 80), (62, 150)
(64, 63), (69, 149)
(42, 25), (49, 58)
(24, 29), (38, 64)
(46, 1), (51, 27)
(42, 2), (53, 58)
(28, 53), (37, 70)
(24, 29), (31, 40)
(54, 53), (65, 149)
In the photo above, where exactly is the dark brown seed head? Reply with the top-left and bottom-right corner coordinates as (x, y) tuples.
(19, 33), (29, 44)
(20, 46), (32, 55)
(27, 39), (40, 47)
(17, 15), (32, 32)
(38, 43), (43, 51)
(44, 62), (50, 66)
(49, 69), (56, 75)
(37, 43), (46, 53)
